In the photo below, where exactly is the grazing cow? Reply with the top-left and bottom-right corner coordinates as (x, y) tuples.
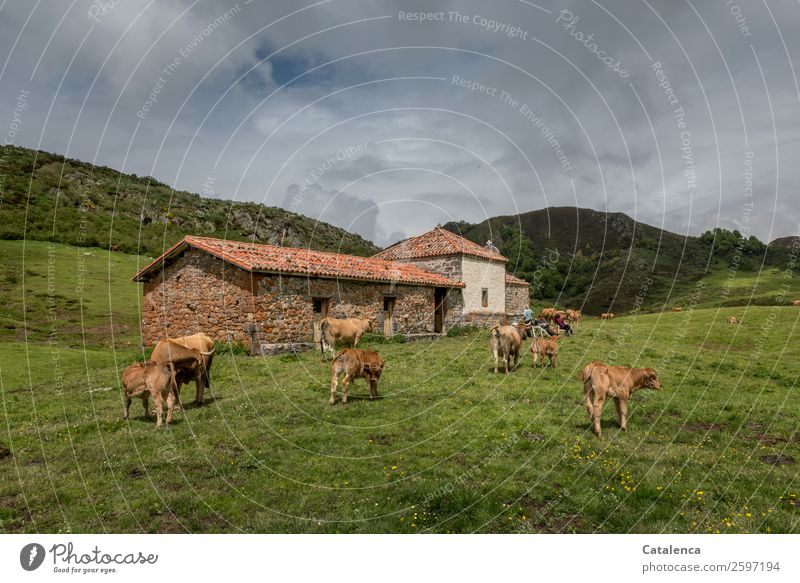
(150, 340), (207, 405)
(329, 348), (385, 405)
(672, 307), (683, 312)
(151, 333), (215, 404)
(121, 361), (178, 428)
(792, 300), (800, 306)
(530, 336), (558, 368)
(538, 308), (556, 321)
(320, 317), (373, 361)
(600, 312), (616, 320)
(566, 309), (582, 325)
(581, 361), (661, 437)
(490, 325), (522, 374)
(727, 316), (739, 325)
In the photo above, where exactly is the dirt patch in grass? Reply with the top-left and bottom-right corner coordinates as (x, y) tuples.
(515, 495), (584, 533)
(760, 454), (795, 466)
(520, 430), (545, 442)
(0, 495), (18, 509)
(129, 467), (144, 479)
(0, 442), (11, 459)
(156, 513), (187, 533)
(746, 424), (797, 447)
(367, 434), (394, 446)
(781, 496), (799, 509)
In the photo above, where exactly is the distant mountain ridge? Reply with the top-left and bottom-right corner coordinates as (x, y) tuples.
(0, 145), (379, 258)
(444, 207), (788, 314)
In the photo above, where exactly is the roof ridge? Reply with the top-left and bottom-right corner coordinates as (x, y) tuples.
(133, 235), (464, 288)
(374, 226), (506, 262)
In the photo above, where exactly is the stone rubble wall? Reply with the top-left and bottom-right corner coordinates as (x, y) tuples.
(140, 248), (452, 346)
(505, 283), (530, 320)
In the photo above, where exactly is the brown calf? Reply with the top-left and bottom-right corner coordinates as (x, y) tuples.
(121, 361), (177, 428)
(581, 361), (661, 437)
(530, 337), (558, 368)
(329, 348), (385, 405)
(150, 340), (207, 406)
(727, 316), (739, 325)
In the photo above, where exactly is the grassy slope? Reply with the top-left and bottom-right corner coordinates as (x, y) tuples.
(1, 242), (798, 533)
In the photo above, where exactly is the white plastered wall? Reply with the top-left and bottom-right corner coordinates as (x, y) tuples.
(461, 256), (506, 313)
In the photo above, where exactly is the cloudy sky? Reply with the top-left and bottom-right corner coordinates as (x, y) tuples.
(1, 0), (799, 246)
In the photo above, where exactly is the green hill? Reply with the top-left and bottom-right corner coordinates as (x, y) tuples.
(444, 207), (790, 314)
(0, 145), (379, 258)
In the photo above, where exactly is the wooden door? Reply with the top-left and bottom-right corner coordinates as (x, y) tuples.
(383, 297), (395, 336)
(434, 288), (447, 333)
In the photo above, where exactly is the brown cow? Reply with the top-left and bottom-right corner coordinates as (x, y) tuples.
(530, 336), (558, 368)
(600, 312), (616, 320)
(581, 361), (661, 437)
(727, 316), (739, 325)
(150, 340), (207, 406)
(538, 308), (555, 321)
(329, 348), (385, 405)
(792, 300), (800, 306)
(121, 361), (178, 428)
(320, 317), (373, 361)
(490, 325), (522, 374)
(566, 309), (582, 325)
(151, 333), (215, 404)
(672, 307), (683, 312)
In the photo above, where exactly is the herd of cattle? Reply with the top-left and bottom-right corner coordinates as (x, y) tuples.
(128, 303), (788, 437)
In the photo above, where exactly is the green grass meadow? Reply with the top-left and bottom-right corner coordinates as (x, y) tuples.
(0, 240), (799, 533)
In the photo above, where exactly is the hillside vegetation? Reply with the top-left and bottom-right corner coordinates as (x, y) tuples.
(0, 145), (379, 258)
(445, 208), (793, 314)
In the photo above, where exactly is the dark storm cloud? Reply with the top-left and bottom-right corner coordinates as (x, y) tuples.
(1, 0), (799, 245)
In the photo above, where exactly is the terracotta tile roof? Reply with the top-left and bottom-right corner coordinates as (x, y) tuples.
(505, 272), (529, 286)
(132, 236), (464, 288)
(373, 226), (507, 262)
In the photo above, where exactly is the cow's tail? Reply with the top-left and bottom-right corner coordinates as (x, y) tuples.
(319, 318), (329, 357)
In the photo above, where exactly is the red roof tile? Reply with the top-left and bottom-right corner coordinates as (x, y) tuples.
(505, 272), (529, 286)
(373, 226), (507, 262)
(132, 236), (464, 288)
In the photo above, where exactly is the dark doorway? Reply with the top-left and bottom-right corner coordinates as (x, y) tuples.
(434, 288), (448, 333)
(312, 297), (330, 343)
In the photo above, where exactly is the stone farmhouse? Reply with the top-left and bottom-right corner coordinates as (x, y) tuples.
(133, 227), (529, 349)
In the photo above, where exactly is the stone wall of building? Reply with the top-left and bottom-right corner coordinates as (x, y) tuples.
(505, 283), (530, 319)
(140, 248), (256, 346)
(462, 312), (507, 328)
(252, 276), (439, 342)
(397, 255), (463, 281)
(141, 248), (448, 345)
